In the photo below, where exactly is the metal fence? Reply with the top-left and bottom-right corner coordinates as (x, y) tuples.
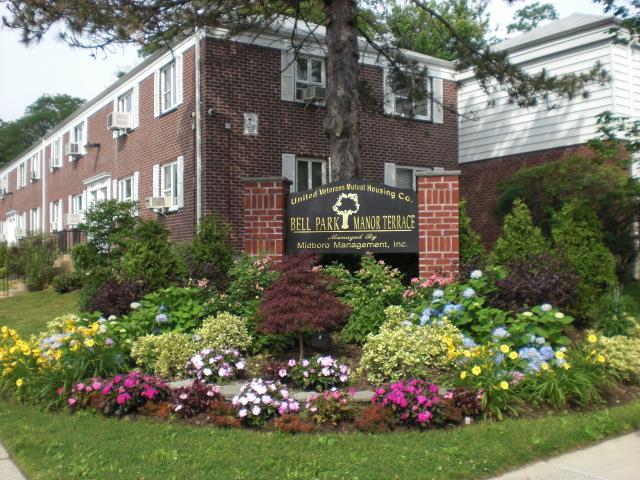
(54, 229), (86, 254)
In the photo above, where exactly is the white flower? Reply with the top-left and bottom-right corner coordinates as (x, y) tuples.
(302, 360), (310, 367)
(470, 270), (483, 279)
(280, 389), (289, 399)
(433, 289), (444, 298)
(255, 384), (267, 395)
(246, 392), (256, 403)
(179, 393), (188, 400)
(261, 395), (273, 404)
(239, 396), (249, 406)
(108, 315), (117, 321)
(339, 374), (348, 382)
(321, 367), (331, 376)
(278, 368), (287, 378)
(251, 405), (261, 416)
(541, 303), (553, 312)
(554, 312), (565, 319)
(462, 287), (476, 299)
(130, 302), (141, 310)
(235, 361), (245, 370)
(175, 404), (183, 411)
(238, 408), (247, 417)
(288, 359), (296, 367)
(203, 368), (212, 377)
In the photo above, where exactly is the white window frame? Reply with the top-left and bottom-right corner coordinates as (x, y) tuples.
(30, 207), (40, 233)
(0, 174), (8, 194)
(29, 152), (40, 181)
(17, 162), (26, 189)
(161, 161), (180, 210)
(118, 176), (134, 202)
(70, 120), (87, 157)
(86, 178), (110, 208)
(295, 158), (328, 192)
(389, 76), (433, 122)
(160, 61), (177, 113)
(50, 200), (62, 232)
(51, 137), (62, 169)
(71, 194), (84, 214)
(295, 56), (326, 102)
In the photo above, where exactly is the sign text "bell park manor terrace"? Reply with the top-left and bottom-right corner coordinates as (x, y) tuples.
(286, 180), (418, 254)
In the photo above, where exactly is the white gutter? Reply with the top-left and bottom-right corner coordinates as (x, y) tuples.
(41, 139), (46, 233)
(195, 29), (203, 225)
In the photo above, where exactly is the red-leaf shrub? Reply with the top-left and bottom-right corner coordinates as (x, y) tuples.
(172, 381), (222, 418)
(355, 404), (396, 433)
(274, 414), (315, 433)
(259, 253), (351, 359)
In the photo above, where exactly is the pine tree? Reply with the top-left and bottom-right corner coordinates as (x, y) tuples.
(259, 253), (351, 360)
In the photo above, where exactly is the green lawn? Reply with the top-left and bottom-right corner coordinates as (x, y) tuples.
(0, 401), (638, 480)
(0, 289), (78, 338)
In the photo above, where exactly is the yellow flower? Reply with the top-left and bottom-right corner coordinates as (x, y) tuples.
(460, 371), (468, 380)
(508, 351), (518, 360)
(522, 311), (533, 317)
(463, 350), (471, 358)
(587, 334), (598, 344)
(597, 354), (606, 363)
(541, 362), (549, 371)
(555, 351), (565, 360)
(84, 339), (95, 348)
(15, 378), (23, 387)
(554, 312), (565, 319)
(500, 345), (510, 353)
(471, 366), (482, 376)
(70, 343), (80, 352)
(499, 381), (509, 390)
(2, 367), (13, 375)
(562, 363), (571, 370)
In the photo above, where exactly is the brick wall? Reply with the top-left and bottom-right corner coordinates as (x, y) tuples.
(460, 144), (594, 247)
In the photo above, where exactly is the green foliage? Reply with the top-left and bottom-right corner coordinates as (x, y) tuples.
(507, 2), (558, 33)
(0, 94), (84, 167)
(359, 308), (462, 384)
(598, 334), (640, 383)
(190, 213), (233, 284)
(552, 201), (618, 321)
(459, 200), (487, 271)
(52, 271), (83, 294)
(130, 332), (195, 379)
(594, 286), (640, 336)
(196, 313), (252, 353)
(0, 242), (7, 270)
(385, 0), (491, 61)
(120, 219), (187, 291)
(492, 199), (549, 266)
(497, 155), (640, 272)
(17, 234), (57, 291)
(323, 255), (405, 344)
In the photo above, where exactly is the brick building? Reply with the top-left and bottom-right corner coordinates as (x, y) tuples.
(1, 14), (638, 254)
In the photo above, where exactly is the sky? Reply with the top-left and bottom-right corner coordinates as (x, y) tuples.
(0, 0), (607, 122)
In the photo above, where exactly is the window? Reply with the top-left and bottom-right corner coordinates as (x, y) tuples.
(0, 175), (7, 194)
(17, 162), (26, 189)
(118, 176), (134, 202)
(154, 159), (183, 210)
(384, 162), (428, 191)
(71, 121), (86, 156)
(16, 213), (26, 238)
(295, 56), (325, 101)
(296, 158), (326, 192)
(162, 161), (179, 206)
(117, 89), (133, 114)
(72, 194), (84, 214)
(50, 200), (62, 232)
(30, 152), (40, 180)
(51, 138), (62, 168)
(390, 76), (433, 121)
(160, 62), (177, 112)
(30, 208), (40, 233)
(87, 180), (109, 207)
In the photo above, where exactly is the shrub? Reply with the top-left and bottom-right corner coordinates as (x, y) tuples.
(231, 379), (300, 426)
(488, 253), (580, 314)
(197, 313), (252, 353)
(274, 414), (314, 433)
(259, 253), (350, 360)
(552, 200), (618, 321)
(190, 214), (233, 288)
(400, 273), (455, 311)
(459, 201), (487, 274)
(120, 219), (187, 291)
(355, 404), (396, 433)
(371, 380), (445, 427)
(594, 287), (640, 336)
(491, 199), (549, 266)
(277, 356), (350, 392)
(306, 389), (356, 425)
(323, 255), (405, 344)
(598, 334), (640, 383)
(19, 234), (57, 291)
(185, 348), (245, 383)
(86, 279), (150, 317)
(172, 381), (222, 418)
(359, 315), (462, 384)
(130, 332), (196, 379)
(68, 371), (172, 417)
(52, 271), (83, 294)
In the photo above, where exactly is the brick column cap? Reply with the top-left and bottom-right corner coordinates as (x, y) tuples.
(416, 170), (461, 177)
(242, 176), (292, 184)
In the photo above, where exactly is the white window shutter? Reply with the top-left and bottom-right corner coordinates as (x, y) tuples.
(383, 68), (395, 115)
(432, 77), (444, 124)
(112, 179), (118, 200)
(176, 156), (184, 209)
(152, 164), (160, 197)
(83, 120), (88, 150)
(175, 55), (183, 106)
(133, 171), (139, 201)
(281, 51), (295, 101)
(59, 201), (64, 231)
(384, 162), (396, 186)
(68, 195), (72, 218)
(132, 83), (140, 128)
(112, 97), (118, 138)
(282, 153), (296, 191)
(83, 190), (88, 212)
(153, 70), (160, 117)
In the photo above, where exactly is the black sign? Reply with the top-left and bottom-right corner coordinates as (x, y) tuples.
(286, 180), (418, 254)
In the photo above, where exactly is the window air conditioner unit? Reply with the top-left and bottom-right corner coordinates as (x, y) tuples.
(145, 196), (173, 209)
(107, 111), (133, 131)
(65, 143), (82, 160)
(15, 228), (25, 239)
(301, 86), (327, 101)
(65, 213), (85, 225)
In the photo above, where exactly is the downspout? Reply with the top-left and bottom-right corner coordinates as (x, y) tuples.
(41, 138), (46, 234)
(195, 28), (203, 225)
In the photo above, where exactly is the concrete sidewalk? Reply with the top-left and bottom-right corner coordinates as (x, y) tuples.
(491, 432), (640, 480)
(0, 442), (26, 480)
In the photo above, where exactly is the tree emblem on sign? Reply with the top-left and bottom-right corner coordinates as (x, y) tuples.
(332, 193), (360, 230)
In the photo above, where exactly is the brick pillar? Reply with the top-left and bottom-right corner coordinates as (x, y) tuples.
(417, 171), (461, 279)
(242, 177), (290, 261)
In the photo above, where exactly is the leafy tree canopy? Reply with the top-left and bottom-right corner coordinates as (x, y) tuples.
(506, 2), (559, 33)
(0, 94), (85, 167)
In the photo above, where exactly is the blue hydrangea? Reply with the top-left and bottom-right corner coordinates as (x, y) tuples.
(155, 313), (168, 324)
(158, 304), (168, 313)
(539, 346), (555, 361)
(534, 336), (546, 345)
(541, 303), (553, 312)
(494, 353), (505, 365)
(443, 303), (461, 315)
(462, 287), (476, 299)
(492, 327), (510, 339)
(462, 336), (477, 348)
(432, 289), (444, 299)
(470, 270), (483, 279)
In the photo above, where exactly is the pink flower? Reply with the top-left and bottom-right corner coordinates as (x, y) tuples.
(113, 375), (123, 384)
(142, 389), (157, 399)
(123, 377), (137, 388)
(417, 411), (432, 423)
(101, 385), (112, 395)
(116, 393), (132, 405)
(375, 388), (386, 395)
(56, 387), (64, 396)
(278, 368), (287, 378)
(416, 395), (428, 405)
(68, 397), (77, 406)
(76, 383), (85, 391)
(91, 381), (102, 390)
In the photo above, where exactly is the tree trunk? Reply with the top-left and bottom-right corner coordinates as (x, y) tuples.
(298, 331), (305, 362)
(324, 0), (361, 181)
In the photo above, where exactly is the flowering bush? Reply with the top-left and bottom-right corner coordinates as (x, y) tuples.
(276, 356), (350, 391)
(400, 273), (455, 310)
(185, 348), (245, 383)
(371, 380), (444, 427)
(68, 371), (171, 417)
(306, 389), (356, 425)
(598, 334), (640, 383)
(172, 381), (222, 418)
(231, 379), (300, 426)
(359, 311), (462, 384)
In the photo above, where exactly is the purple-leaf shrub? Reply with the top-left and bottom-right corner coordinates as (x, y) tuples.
(172, 381), (221, 418)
